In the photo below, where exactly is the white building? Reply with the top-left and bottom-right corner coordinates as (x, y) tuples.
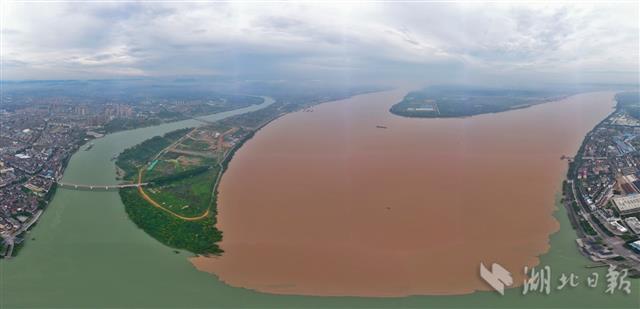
(612, 195), (640, 216)
(624, 216), (640, 234)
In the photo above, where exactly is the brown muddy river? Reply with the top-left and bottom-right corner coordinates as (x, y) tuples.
(191, 90), (616, 297)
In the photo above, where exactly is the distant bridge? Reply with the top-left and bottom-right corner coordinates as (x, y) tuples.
(56, 181), (149, 191)
(190, 117), (217, 125)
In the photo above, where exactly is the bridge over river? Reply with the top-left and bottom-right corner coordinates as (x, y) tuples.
(57, 181), (149, 191)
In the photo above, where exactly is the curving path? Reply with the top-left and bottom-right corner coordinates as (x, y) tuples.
(136, 162), (211, 221)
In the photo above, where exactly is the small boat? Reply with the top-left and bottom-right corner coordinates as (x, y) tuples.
(376, 125), (388, 129)
(84, 143), (94, 151)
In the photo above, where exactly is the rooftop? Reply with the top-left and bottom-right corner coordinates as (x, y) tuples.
(612, 194), (640, 214)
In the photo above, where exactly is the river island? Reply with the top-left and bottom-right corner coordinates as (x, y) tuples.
(389, 86), (569, 118)
(192, 90), (633, 296)
(114, 89), (378, 254)
(2, 88), (638, 308)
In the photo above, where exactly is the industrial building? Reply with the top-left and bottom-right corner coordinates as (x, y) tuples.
(612, 194), (640, 216)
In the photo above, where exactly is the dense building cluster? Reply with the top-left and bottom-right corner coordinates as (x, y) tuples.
(575, 112), (640, 216)
(0, 96), (186, 258)
(0, 89), (272, 258)
(568, 109), (640, 271)
(0, 106), (88, 258)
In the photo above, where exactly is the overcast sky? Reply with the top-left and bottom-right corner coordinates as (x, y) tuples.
(1, 1), (638, 86)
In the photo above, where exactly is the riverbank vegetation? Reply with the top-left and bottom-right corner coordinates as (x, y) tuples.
(116, 126), (226, 254)
(390, 86), (566, 118)
(104, 118), (163, 133)
(119, 188), (222, 254)
(115, 88), (380, 254)
(103, 95), (265, 134)
(146, 166), (218, 217)
(116, 128), (191, 180)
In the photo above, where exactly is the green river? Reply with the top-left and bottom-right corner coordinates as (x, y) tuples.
(0, 94), (638, 308)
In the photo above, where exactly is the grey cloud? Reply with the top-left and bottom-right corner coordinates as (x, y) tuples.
(1, 2), (637, 85)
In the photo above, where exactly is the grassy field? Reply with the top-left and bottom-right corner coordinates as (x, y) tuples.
(119, 188), (223, 254)
(116, 128), (192, 180)
(116, 127), (225, 254)
(144, 155), (212, 180)
(139, 127), (221, 218)
(144, 166), (219, 217)
(178, 138), (211, 151)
